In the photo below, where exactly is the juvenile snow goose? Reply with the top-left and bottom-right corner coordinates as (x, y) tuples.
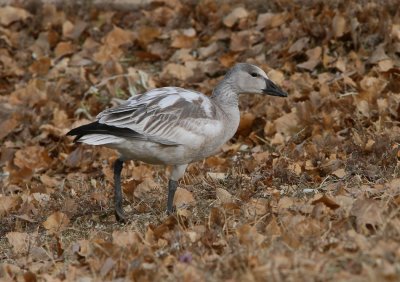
(67, 63), (287, 222)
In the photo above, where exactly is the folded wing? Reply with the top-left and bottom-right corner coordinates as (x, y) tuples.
(74, 87), (222, 147)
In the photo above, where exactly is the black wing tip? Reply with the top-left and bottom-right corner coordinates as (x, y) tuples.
(66, 121), (139, 143)
(66, 130), (83, 143)
(66, 122), (99, 143)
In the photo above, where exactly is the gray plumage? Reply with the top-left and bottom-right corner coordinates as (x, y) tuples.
(67, 63), (287, 221)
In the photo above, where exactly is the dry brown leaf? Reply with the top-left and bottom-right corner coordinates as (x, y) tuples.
(256, 12), (286, 30)
(356, 100), (370, 118)
(0, 6), (31, 26)
(100, 257), (115, 277)
(388, 178), (400, 191)
(198, 42), (219, 59)
(6, 232), (30, 254)
(0, 115), (18, 140)
(171, 34), (196, 49)
(29, 57), (51, 76)
(332, 13), (346, 38)
(174, 188), (195, 208)
(40, 174), (60, 188)
(136, 26), (160, 46)
(237, 112), (256, 136)
(267, 69), (285, 85)
(52, 108), (69, 129)
(391, 24), (400, 40)
(0, 196), (21, 216)
(207, 172), (226, 181)
(369, 44), (390, 64)
(93, 26), (134, 63)
(288, 37), (309, 53)
(205, 156), (227, 168)
(350, 198), (383, 233)
(104, 25), (134, 48)
(265, 216), (281, 237)
(133, 178), (161, 199)
(130, 164), (153, 180)
(245, 198), (268, 216)
(55, 41), (75, 58)
(230, 30), (254, 52)
(277, 197), (294, 210)
(161, 63), (194, 80)
(62, 21), (74, 38)
(236, 224), (265, 246)
(216, 188), (233, 204)
(219, 52), (239, 67)
(287, 162), (302, 175)
(378, 59), (393, 72)
(359, 76), (386, 94)
(223, 7), (249, 27)
(311, 194), (340, 210)
(14, 145), (50, 170)
(297, 46), (322, 71)
(274, 110), (299, 136)
(332, 168), (346, 178)
(43, 211), (70, 234)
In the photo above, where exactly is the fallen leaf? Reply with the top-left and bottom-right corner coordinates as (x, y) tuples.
(136, 26), (160, 46)
(0, 196), (21, 216)
(297, 46), (322, 71)
(216, 188), (233, 203)
(332, 168), (346, 178)
(311, 194), (340, 210)
(350, 198), (383, 233)
(236, 224), (265, 246)
(29, 57), (51, 76)
(174, 188), (195, 208)
(378, 59), (393, 72)
(274, 111), (300, 136)
(40, 174), (60, 188)
(55, 41), (75, 58)
(237, 112), (256, 136)
(161, 63), (194, 80)
(133, 178), (161, 199)
(245, 198), (268, 216)
(219, 52), (239, 67)
(198, 42), (219, 59)
(14, 146), (50, 170)
(100, 257), (115, 277)
(288, 37), (309, 53)
(256, 12), (286, 30)
(171, 34), (196, 49)
(0, 6), (31, 26)
(43, 211), (70, 234)
(6, 232), (30, 254)
(332, 13), (346, 38)
(223, 7), (249, 27)
(0, 115), (18, 140)
(112, 230), (141, 247)
(207, 172), (226, 181)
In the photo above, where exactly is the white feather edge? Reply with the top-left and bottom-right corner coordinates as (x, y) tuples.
(78, 134), (125, 145)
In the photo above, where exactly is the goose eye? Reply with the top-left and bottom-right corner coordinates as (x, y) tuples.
(250, 72), (258, 77)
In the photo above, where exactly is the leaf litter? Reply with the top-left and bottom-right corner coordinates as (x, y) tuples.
(0, 0), (400, 281)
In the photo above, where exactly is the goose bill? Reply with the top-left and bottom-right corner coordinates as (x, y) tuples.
(263, 79), (288, 97)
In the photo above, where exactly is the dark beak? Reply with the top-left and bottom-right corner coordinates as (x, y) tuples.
(263, 79), (288, 97)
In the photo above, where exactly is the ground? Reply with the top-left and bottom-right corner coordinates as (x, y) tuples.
(0, 0), (400, 281)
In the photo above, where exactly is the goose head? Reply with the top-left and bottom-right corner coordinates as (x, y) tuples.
(228, 63), (288, 97)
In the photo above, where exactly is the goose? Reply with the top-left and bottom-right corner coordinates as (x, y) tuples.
(67, 63), (287, 222)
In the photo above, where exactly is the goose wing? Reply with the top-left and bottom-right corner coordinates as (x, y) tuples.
(96, 87), (222, 146)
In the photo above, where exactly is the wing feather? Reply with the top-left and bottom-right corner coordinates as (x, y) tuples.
(96, 87), (221, 146)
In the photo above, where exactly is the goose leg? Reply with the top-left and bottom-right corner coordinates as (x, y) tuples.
(167, 179), (178, 214)
(114, 158), (125, 222)
(167, 164), (188, 214)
